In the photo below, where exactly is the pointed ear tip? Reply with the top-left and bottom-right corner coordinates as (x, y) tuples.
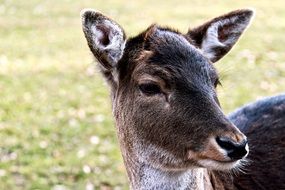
(241, 8), (256, 18)
(80, 8), (98, 21)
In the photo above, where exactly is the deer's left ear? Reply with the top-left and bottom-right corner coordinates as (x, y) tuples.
(187, 9), (254, 63)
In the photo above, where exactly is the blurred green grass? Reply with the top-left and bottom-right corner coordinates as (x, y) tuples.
(0, 0), (284, 189)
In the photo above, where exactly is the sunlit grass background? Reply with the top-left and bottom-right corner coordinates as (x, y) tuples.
(0, 0), (284, 189)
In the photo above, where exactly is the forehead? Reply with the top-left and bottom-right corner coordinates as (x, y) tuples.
(147, 28), (208, 68)
(124, 26), (215, 78)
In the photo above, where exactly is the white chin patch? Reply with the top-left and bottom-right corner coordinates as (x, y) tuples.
(198, 159), (240, 171)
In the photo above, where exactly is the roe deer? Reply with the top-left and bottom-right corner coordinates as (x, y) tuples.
(81, 8), (285, 189)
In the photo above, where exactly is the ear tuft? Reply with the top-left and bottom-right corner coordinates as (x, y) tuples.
(188, 9), (255, 63)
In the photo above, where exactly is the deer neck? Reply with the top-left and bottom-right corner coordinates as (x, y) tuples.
(137, 166), (213, 190)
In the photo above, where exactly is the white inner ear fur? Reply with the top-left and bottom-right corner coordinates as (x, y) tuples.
(90, 19), (126, 64)
(201, 15), (249, 61)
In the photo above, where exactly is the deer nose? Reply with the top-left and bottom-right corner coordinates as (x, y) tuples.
(216, 137), (248, 160)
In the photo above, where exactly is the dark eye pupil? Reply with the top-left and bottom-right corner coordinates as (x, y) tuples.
(139, 83), (161, 95)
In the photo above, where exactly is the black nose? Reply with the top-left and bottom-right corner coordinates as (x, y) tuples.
(216, 137), (248, 160)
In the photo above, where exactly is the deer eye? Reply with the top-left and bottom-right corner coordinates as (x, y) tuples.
(139, 83), (162, 95)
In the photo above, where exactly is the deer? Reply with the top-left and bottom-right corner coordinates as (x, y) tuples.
(80, 8), (285, 190)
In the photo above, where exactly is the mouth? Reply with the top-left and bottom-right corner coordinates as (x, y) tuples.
(197, 158), (241, 170)
(188, 149), (243, 170)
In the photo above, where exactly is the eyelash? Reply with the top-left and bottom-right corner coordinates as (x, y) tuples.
(214, 78), (222, 87)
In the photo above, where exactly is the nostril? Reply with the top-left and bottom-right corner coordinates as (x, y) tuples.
(216, 137), (248, 160)
(216, 137), (237, 152)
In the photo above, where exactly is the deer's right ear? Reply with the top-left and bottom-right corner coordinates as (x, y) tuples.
(81, 9), (126, 71)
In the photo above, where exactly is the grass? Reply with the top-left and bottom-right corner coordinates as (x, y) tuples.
(0, 0), (284, 189)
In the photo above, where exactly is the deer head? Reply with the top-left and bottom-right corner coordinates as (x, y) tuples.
(81, 9), (254, 175)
